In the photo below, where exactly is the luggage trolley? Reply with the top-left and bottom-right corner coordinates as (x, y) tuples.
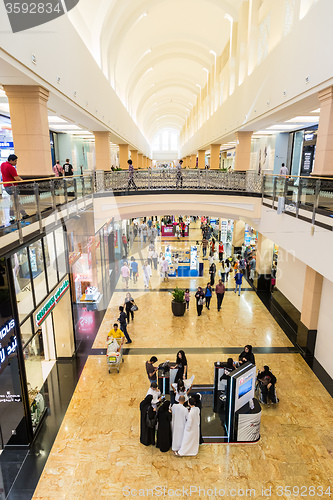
(106, 337), (124, 373)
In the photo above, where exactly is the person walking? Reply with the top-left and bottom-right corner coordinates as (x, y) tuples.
(127, 159), (138, 190)
(195, 287), (205, 316)
(146, 356), (158, 383)
(224, 259), (231, 281)
(53, 160), (63, 177)
(218, 241), (224, 263)
(234, 269), (243, 296)
(174, 350), (188, 383)
(172, 396), (188, 452)
(152, 248), (158, 270)
(219, 261), (226, 282)
(0, 154), (28, 219)
(121, 262), (130, 289)
(124, 292), (135, 323)
(215, 279), (225, 312)
(249, 256), (256, 280)
(174, 397), (200, 457)
(63, 158), (73, 176)
(156, 401), (172, 453)
(122, 234), (128, 258)
(142, 260), (152, 288)
(173, 254), (179, 277)
(117, 306), (132, 343)
(204, 283), (212, 310)
(279, 162), (288, 177)
(184, 288), (190, 310)
(176, 159), (183, 188)
(161, 256), (169, 282)
(142, 222), (148, 243)
(209, 261), (216, 286)
(147, 247), (153, 268)
(202, 237), (208, 259)
(130, 256), (138, 283)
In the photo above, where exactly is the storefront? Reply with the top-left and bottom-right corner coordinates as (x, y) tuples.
(290, 126), (318, 177)
(0, 225), (75, 448)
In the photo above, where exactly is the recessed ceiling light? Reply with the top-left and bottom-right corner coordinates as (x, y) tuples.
(286, 116), (319, 123)
(310, 108), (320, 113)
(50, 124), (82, 130)
(267, 124), (296, 130)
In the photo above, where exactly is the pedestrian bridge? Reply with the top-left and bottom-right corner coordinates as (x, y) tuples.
(1, 170), (333, 253)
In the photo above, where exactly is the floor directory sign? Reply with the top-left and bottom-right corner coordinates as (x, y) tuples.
(190, 246), (198, 270)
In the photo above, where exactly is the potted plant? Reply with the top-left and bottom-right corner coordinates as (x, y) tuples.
(171, 287), (186, 317)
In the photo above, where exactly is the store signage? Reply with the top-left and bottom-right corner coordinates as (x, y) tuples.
(0, 391), (21, 403)
(304, 134), (314, 141)
(0, 319), (15, 340)
(0, 336), (17, 366)
(0, 141), (14, 148)
(36, 279), (69, 327)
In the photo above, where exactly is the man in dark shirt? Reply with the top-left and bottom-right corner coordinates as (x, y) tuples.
(117, 306), (132, 343)
(63, 159), (73, 176)
(146, 356), (158, 383)
(215, 279), (225, 312)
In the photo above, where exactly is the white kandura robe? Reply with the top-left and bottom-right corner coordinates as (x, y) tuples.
(171, 403), (188, 451)
(142, 264), (152, 287)
(178, 406), (200, 456)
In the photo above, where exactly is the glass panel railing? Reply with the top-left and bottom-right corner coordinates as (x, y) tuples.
(317, 180), (333, 215)
(37, 180), (53, 216)
(263, 175), (274, 198)
(298, 178), (316, 211)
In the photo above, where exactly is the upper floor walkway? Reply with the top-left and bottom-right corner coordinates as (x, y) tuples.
(1, 169), (333, 254)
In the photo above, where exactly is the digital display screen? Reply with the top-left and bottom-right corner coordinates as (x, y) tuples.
(238, 379), (253, 399)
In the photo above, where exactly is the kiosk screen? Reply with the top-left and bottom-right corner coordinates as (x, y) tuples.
(238, 379), (253, 399)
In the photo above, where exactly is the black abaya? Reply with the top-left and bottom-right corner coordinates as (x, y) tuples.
(156, 407), (172, 452)
(140, 395), (156, 446)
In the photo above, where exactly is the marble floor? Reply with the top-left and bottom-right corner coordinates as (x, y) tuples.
(32, 223), (333, 499)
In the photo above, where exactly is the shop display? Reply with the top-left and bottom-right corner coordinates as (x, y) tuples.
(85, 286), (100, 301)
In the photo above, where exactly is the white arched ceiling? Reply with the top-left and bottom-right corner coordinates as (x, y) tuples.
(69, 0), (244, 145)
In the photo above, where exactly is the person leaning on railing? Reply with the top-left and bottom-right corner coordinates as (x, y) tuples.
(0, 154), (28, 219)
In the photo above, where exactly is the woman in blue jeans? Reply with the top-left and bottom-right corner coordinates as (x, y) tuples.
(205, 283), (212, 309)
(234, 270), (243, 296)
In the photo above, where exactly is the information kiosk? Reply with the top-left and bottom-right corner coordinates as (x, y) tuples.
(213, 361), (261, 442)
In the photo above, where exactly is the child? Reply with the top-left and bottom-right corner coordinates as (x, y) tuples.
(184, 288), (190, 310)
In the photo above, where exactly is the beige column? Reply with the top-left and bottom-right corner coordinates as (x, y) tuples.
(256, 233), (274, 275)
(130, 149), (138, 168)
(298, 266), (323, 352)
(118, 144), (129, 170)
(210, 144), (221, 170)
(234, 131), (253, 171)
(4, 85), (52, 177)
(300, 267), (323, 330)
(232, 220), (245, 249)
(94, 131), (111, 171)
(138, 153), (143, 169)
(190, 154), (197, 169)
(312, 86), (333, 176)
(142, 156), (146, 168)
(198, 150), (205, 169)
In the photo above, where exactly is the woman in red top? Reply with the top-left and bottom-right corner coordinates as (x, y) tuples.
(218, 242), (224, 262)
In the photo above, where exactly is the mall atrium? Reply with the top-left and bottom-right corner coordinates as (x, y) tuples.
(0, 0), (333, 498)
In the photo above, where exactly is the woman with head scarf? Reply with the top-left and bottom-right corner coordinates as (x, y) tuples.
(140, 395), (156, 446)
(238, 345), (255, 365)
(156, 400), (172, 452)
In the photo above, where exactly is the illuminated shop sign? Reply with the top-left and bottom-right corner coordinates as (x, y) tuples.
(36, 279), (69, 327)
(0, 141), (14, 148)
(0, 319), (15, 340)
(0, 336), (17, 366)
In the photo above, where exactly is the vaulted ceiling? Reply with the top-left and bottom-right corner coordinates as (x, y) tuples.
(69, 0), (244, 143)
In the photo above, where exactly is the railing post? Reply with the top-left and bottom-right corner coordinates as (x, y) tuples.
(34, 182), (43, 234)
(74, 178), (79, 215)
(312, 179), (321, 225)
(51, 179), (57, 223)
(272, 177), (277, 209)
(12, 186), (23, 244)
(295, 178), (301, 218)
(64, 178), (69, 220)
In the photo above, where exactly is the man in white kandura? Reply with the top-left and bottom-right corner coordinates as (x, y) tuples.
(174, 397), (200, 457)
(171, 396), (188, 452)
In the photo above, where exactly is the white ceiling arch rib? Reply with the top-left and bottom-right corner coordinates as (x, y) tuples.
(142, 106), (189, 133)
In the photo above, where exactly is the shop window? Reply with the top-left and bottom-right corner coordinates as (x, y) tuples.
(20, 316), (34, 346)
(54, 226), (67, 279)
(28, 241), (47, 306)
(23, 331), (46, 432)
(43, 233), (58, 290)
(11, 248), (34, 323)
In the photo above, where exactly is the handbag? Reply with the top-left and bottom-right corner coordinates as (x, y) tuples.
(198, 297), (205, 306)
(131, 304), (138, 312)
(146, 409), (157, 428)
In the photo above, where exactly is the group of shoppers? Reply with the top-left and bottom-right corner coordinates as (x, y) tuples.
(141, 351), (202, 456)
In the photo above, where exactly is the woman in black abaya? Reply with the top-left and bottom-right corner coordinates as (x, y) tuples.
(174, 350), (188, 383)
(140, 395), (156, 446)
(156, 400), (172, 452)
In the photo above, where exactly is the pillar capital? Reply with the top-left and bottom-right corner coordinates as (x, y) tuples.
(234, 131), (253, 171)
(318, 86), (333, 105)
(94, 132), (111, 171)
(3, 85), (52, 176)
